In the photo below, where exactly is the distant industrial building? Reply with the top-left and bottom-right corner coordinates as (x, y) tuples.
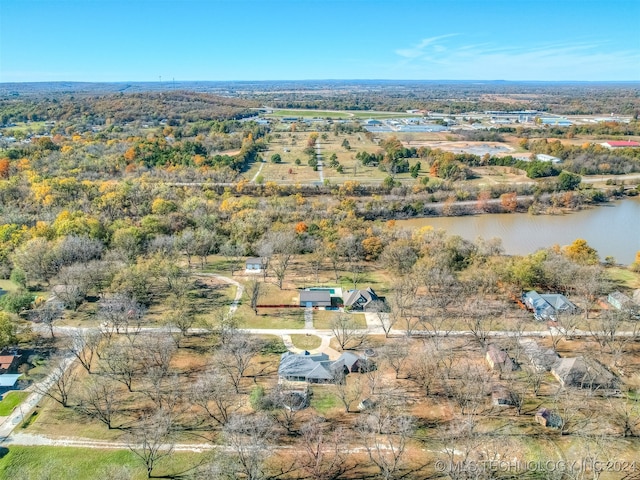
(601, 140), (640, 149)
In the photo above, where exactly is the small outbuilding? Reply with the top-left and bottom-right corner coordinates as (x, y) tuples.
(485, 345), (517, 372)
(491, 384), (518, 407)
(245, 257), (265, 273)
(535, 408), (563, 429)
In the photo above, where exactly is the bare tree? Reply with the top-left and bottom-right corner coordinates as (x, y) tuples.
(97, 294), (145, 336)
(69, 328), (101, 373)
(79, 376), (121, 429)
(265, 232), (299, 289)
(220, 242), (246, 277)
(33, 359), (77, 408)
(446, 362), (492, 415)
(245, 278), (264, 315)
(29, 301), (63, 338)
(330, 313), (365, 351)
(223, 414), (274, 480)
(369, 300), (395, 337)
(379, 340), (410, 380)
(355, 411), (415, 480)
(217, 333), (260, 393)
(100, 342), (141, 392)
(127, 409), (175, 478)
(406, 341), (442, 397)
(333, 370), (363, 413)
(298, 417), (350, 480)
(191, 368), (239, 426)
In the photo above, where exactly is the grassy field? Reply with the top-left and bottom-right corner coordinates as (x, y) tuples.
(309, 386), (340, 415)
(606, 266), (640, 289)
(0, 279), (18, 294)
(0, 391), (29, 416)
(313, 311), (367, 330)
(0, 446), (208, 480)
(289, 334), (322, 350)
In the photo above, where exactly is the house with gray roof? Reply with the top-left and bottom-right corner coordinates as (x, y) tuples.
(519, 339), (559, 372)
(278, 351), (373, 383)
(278, 351), (334, 383)
(344, 287), (382, 312)
(523, 291), (577, 321)
(299, 290), (332, 308)
(551, 356), (619, 390)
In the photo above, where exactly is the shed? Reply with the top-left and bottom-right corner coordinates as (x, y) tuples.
(486, 345), (516, 372)
(491, 385), (518, 407)
(299, 290), (331, 308)
(245, 257), (265, 273)
(535, 408), (563, 429)
(608, 291), (637, 313)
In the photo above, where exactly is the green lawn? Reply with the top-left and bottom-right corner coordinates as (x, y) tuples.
(289, 334), (322, 350)
(0, 446), (208, 480)
(313, 311), (367, 330)
(236, 305), (305, 329)
(309, 387), (340, 415)
(606, 267), (640, 289)
(0, 280), (18, 294)
(0, 391), (29, 416)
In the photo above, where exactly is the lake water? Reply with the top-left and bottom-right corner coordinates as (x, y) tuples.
(397, 197), (640, 265)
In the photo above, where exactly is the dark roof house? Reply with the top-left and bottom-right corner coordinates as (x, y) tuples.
(523, 291), (577, 321)
(299, 290), (332, 307)
(344, 287), (381, 312)
(551, 356), (619, 390)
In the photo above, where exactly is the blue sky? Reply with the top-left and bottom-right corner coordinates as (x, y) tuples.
(1, 0), (639, 82)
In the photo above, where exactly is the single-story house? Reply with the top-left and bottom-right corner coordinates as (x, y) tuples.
(608, 291), (638, 314)
(299, 290), (332, 308)
(551, 356), (619, 390)
(491, 384), (518, 407)
(278, 351), (334, 383)
(0, 374), (22, 395)
(519, 339), (559, 372)
(344, 287), (382, 312)
(0, 355), (20, 374)
(535, 408), (563, 429)
(333, 352), (374, 374)
(523, 291), (578, 321)
(278, 351), (372, 383)
(485, 345), (516, 372)
(245, 257), (265, 273)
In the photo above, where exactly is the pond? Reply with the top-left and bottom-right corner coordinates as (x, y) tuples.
(397, 197), (640, 265)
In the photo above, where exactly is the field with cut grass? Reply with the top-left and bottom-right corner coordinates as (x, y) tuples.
(0, 446), (207, 480)
(0, 391), (29, 416)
